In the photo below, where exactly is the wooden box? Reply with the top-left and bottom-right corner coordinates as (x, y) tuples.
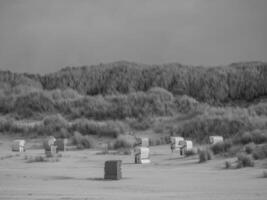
(104, 160), (122, 180)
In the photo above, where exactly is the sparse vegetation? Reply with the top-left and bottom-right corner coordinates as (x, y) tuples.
(25, 154), (61, 163)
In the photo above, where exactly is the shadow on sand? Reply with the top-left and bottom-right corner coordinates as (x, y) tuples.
(48, 176), (129, 181)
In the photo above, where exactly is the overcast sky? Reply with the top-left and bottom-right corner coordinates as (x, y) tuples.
(0, 0), (266, 74)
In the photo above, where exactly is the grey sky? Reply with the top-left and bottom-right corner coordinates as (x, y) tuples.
(0, 0), (266, 74)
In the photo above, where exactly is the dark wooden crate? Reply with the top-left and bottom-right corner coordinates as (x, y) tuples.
(104, 160), (122, 180)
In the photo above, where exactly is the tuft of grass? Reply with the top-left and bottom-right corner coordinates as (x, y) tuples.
(236, 153), (254, 168)
(198, 148), (213, 163)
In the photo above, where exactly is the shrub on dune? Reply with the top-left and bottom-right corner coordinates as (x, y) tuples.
(113, 135), (136, 149)
(127, 117), (153, 131)
(36, 114), (70, 137)
(240, 130), (267, 145)
(198, 149), (213, 163)
(14, 92), (56, 118)
(249, 102), (267, 116)
(252, 144), (267, 160)
(240, 132), (253, 145)
(174, 106), (267, 143)
(244, 143), (256, 154)
(71, 131), (96, 149)
(174, 95), (199, 114)
(236, 153), (254, 168)
(211, 140), (232, 155)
